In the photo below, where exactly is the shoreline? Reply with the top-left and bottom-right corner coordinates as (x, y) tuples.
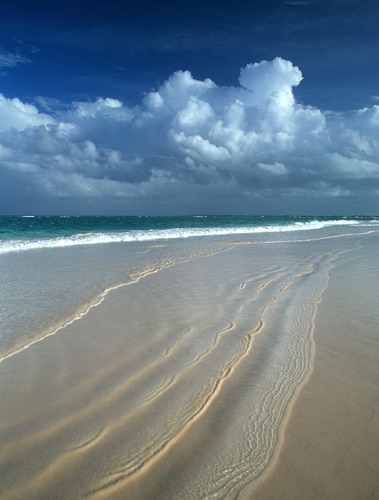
(1, 228), (373, 364)
(0, 233), (378, 498)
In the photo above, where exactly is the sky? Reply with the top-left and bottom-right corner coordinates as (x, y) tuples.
(0, 0), (378, 215)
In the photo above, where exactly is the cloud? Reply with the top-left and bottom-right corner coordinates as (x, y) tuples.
(239, 58), (303, 101)
(0, 57), (378, 214)
(258, 162), (289, 175)
(0, 49), (31, 69)
(0, 94), (54, 131)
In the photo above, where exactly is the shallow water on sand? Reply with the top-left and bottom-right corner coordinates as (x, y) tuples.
(0, 224), (372, 360)
(250, 233), (379, 500)
(0, 230), (378, 498)
(0, 239), (229, 358)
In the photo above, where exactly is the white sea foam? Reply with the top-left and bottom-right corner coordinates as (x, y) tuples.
(0, 219), (364, 254)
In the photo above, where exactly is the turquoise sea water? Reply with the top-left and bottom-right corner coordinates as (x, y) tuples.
(1, 215), (378, 360)
(1, 215), (378, 252)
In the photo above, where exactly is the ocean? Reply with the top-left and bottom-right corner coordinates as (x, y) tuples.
(0, 214), (378, 361)
(1, 214), (377, 252)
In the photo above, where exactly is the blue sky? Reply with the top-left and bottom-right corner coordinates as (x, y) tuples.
(0, 0), (378, 215)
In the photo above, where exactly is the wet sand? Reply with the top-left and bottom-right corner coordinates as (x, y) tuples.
(0, 234), (378, 498)
(250, 237), (379, 499)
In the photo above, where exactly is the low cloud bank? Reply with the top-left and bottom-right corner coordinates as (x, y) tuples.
(1, 57), (378, 214)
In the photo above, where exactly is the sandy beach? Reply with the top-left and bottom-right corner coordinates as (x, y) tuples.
(1, 232), (378, 499)
(250, 236), (379, 499)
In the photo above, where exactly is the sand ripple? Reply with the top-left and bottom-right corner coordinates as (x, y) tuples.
(0, 241), (349, 498)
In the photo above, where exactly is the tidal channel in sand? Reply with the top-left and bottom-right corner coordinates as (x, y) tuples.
(251, 234), (379, 499)
(0, 231), (378, 498)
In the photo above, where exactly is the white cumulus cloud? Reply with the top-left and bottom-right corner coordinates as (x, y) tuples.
(0, 57), (378, 214)
(239, 57), (303, 103)
(0, 94), (54, 131)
